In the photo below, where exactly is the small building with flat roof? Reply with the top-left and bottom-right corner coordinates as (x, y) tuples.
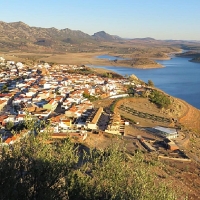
(146, 126), (178, 139)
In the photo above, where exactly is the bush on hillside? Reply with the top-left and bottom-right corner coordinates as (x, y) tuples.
(149, 90), (171, 108)
(148, 79), (154, 87)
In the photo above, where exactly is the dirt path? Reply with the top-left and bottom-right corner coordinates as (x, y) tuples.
(179, 100), (200, 132)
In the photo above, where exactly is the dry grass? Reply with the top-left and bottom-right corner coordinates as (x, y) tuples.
(2, 51), (164, 68)
(114, 98), (172, 127)
(2, 51), (117, 66)
(179, 100), (200, 132)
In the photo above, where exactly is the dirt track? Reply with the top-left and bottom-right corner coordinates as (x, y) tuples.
(179, 99), (200, 132)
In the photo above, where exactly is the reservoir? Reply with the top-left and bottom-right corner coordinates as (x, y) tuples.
(92, 56), (200, 109)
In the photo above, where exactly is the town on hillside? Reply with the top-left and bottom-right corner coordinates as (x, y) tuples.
(0, 56), (190, 161)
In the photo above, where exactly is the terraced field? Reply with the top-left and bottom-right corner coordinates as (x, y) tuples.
(114, 98), (173, 127)
(119, 104), (171, 123)
(113, 97), (200, 132)
(94, 96), (200, 132)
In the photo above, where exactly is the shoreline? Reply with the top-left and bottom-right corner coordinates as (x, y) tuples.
(3, 49), (181, 69)
(189, 60), (200, 63)
(153, 57), (171, 60)
(86, 62), (164, 69)
(89, 62), (200, 112)
(88, 53), (200, 110)
(95, 56), (165, 69)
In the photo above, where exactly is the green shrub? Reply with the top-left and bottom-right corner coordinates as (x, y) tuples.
(148, 79), (154, 87)
(149, 90), (171, 108)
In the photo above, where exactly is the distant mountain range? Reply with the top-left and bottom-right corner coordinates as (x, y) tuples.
(131, 37), (156, 41)
(0, 21), (123, 52)
(0, 21), (200, 53)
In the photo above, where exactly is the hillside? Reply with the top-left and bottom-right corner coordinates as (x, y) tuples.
(0, 21), (95, 52)
(93, 94), (200, 198)
(178, 99), (200, 131)
(176, 51), (200, 58)
(176, 51), (200, 63)
(95, 90), (200, 133)
(1, 21), (200, 56)
(1, 20), (200, 70)
(92, 31), (122, 41)
(0, 21), (124, 53)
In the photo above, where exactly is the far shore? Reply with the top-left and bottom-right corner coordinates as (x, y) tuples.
(189, 59), (200, 63)
(153, 57), (171, 60)
(2, 50), (181, 69)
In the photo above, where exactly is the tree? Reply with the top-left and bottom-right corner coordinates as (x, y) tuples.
(0, 116), (179, 200)
(124, 74), (129, 79)
(5, 121), (14, 130)
(107, 73), (113, 78)
(0, 127), (79, 199)
(149, 90), (171, 108)
(1, 84), (8, 93)
(83, 92), (99, 102)
(148, 79), (154, 87)
(129, 74), (138, 81)
(127, 85), (134, 94)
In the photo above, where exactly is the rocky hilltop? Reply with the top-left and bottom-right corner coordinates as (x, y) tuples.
(0, 21), (123, 52)
(1, 20), (200, 55)
(92, 31), (122, 41)
(0, 21), (95, 51)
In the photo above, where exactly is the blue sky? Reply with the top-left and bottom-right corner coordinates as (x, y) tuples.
(1, 0), (200, 40)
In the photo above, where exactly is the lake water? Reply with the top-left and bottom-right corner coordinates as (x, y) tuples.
(93, 56), (200, 109)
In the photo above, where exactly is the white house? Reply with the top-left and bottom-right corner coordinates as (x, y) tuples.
(7, 61), (15, 65)
(16, 62), (24, 69)
(43, 83), (52, 89)
(0, 57), (5, 62)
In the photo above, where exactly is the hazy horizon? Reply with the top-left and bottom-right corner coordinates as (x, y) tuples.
(1, 0), (200, 40)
